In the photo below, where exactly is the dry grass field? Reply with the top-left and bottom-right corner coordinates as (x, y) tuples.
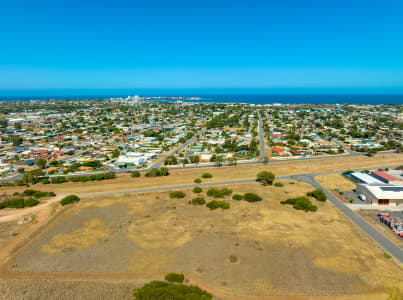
(2, 180), (402, 299)
(2, 153), (402, 197)
(0, 219), (31, 250)
(316, 174), (356, 191)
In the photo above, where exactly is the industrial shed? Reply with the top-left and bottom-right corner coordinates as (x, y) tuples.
(356, 184), (403, 206)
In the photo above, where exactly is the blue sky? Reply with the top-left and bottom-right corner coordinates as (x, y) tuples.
(1, 0), (403, 93)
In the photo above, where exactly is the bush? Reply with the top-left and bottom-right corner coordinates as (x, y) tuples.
(191, 196), (206, 205)
(41, 178), (50, 184)
(164, 273), (185, 283)
(133, 280), (212, 300)
(24, 198), (40, 207)
(342, 170), (354, 175)
(281, 197), (317, 212)
(169, 191), (186, 199)
(193, 187), (203, 194)
(274, 182), (284, 187)
(23, 189), (37, 196)
(207, 188), (232, 198)
(194, 178), (202, 184)
(232, 194), (243, 200)
(51, 176), (68, 184)
(49, 192), (56, 197)
(307, 189), (327, 202)
(8, 198), (24, 209)
(201, 173), (213, 179)
(145, 168), (170, 177)
(256, 171), (275, 186)
(34, 191), (49, 199)
(244, 193), (262, 202)
(0, 201), (8, 209)
(131, 171), (140, 178)
(60, 195), (80, 206)
(206, 200), (230, 210)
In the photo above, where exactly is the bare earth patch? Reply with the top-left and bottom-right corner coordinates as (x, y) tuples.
(42, 218), (109, 254)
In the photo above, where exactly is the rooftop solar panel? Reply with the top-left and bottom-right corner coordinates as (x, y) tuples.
(380, 186), (403, 192)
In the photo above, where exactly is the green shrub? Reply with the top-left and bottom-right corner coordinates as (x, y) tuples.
(24, 198), (40, 207)
(133, 280), (212, 300)
(193, 187), (203, 194)
(169, 191), (186, 199)
(0, 201), (8, 209)
(307, 189), (327, 202)
(274, 182), (284, 187)
(256, 171), (275, 186)
(51, 176), (68, 184)
(207, 188), (232, 198)
(232, 194), (243, 200)
(33, 191), (48, 199)
(60, 195), (80, 206)
(164, 273), (185, 283)
(384, 252), (392, 259)
(244, 193), (262, 202)
(41, 178), (50, 184)
(49, 192), (56, 197)
(131, 171), (140, 178)
(281, 197), (317, 212)
(8, 198), (24, 208)
(23, 189), (36, 196)
(194, 178), (202, 184)
(206, 200), (230, 210)
(191, 196), (206, 205)
(145, 168), (170, 177)
(201, 173), (213, 179)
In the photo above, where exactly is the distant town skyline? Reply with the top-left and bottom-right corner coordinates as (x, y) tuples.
(1, 0), (403, 92)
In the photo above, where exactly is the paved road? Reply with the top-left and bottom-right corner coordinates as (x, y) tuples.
(258, 112), (266, 162)
(332, 139), (356, 155)
(150, 133), (199, 169)
(79, 178), (257, 198)
(289, 173), (403, 263)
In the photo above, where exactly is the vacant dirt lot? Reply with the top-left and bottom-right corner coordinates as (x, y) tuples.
(2, 180), (402, 299)
(316, 174), (356, 192)
(2, 153), (402, 196)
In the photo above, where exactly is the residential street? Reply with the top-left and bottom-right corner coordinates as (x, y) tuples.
(258, 112), (266, 162)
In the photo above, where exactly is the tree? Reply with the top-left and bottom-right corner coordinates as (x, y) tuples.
(11, 136), (23, 146)
(0, 118), (7, 128)
(131, 171), (140, 178)
(22, 169), (43, 184)
(189, 155), (200, 164)
(112, 149), (120, 158)
(215, 156), (223, 167)
(256, 171), (275, 186)
(35, 158), (47, 169)
(14, 122), (22, 130)
(165, 155), (178, 165)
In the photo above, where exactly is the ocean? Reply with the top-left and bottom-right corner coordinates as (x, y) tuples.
(0, 93), (402, 105)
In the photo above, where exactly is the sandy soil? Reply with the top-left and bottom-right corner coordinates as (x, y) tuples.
(2, 181), (402, 299)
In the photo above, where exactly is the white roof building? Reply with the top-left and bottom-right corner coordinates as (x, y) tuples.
(350, 172), (384, 185)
